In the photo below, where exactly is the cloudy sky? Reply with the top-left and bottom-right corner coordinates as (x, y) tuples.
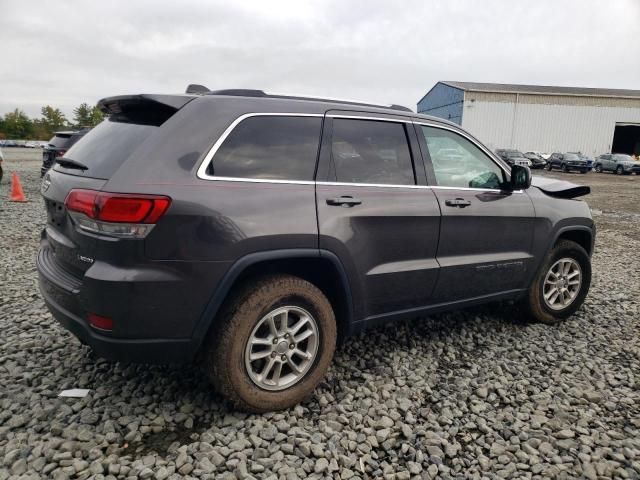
(2, 0), (639, 118)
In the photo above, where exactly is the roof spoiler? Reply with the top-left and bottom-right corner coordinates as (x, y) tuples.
(97, 94), (193, 114)
(97, 94), (194, 126)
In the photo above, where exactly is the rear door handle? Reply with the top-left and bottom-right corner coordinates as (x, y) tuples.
(326, 196), (362, 207)
(445, 198), (471, 208)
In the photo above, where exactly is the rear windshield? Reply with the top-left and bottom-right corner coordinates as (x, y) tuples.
(48, 134), (72, 148)
(56, 119), (156, 179)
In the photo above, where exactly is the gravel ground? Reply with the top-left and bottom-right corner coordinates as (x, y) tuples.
(1, 149), (639, 480)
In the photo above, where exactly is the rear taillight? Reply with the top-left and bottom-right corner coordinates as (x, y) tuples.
(55, 149), (67, 157)
(65, 189), (171, 238)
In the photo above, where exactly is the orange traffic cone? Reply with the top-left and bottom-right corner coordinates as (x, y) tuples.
(9, 172), (27, 202)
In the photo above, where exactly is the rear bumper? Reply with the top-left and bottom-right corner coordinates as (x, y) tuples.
(36, 237), (209, 364)
(38, 279), (196, 363)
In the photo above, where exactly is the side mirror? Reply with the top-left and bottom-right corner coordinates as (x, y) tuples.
(511, 164), (531, 190)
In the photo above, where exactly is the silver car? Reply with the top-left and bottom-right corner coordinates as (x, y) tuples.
(594, 154), (640, 175)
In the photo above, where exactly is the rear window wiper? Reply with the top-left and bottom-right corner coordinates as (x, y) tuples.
(56, 158), (88, 171)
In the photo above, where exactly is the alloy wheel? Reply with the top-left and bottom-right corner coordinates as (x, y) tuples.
(244, 306), (319, 391)
(542, 258), (582, 311)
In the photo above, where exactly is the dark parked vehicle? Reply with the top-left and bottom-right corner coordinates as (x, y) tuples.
(0, 147), (4, 183)
(495, 149), (531, 167)
(523, 151), (547, 169)
(41, 130), (89, 177)
(37, 88), (595, 411)
(593, 153), (640, 175)
(546, 152), (589, 173)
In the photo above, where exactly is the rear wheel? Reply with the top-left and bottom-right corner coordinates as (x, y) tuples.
(523, 240), (591, 324)
(546, 162), (553, 171)
(616, 165), (624, 175)
(561, 163), (569, 173)
(204, 274), (336, 412)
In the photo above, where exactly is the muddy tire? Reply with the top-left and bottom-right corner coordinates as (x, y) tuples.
(523, 240), (591, 325)
(204, 274), (336, 412)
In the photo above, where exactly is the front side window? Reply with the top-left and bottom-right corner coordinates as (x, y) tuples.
(209, 116), (322, 181)
(330, 119), (415, 185)
(420, 126), (505, 189)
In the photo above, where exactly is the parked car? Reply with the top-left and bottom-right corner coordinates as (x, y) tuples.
(41, 130), (89, 177)
(523, 152), (547, 169)
(569, 152), (594, 171)
(495, 149), (532, 167)
(546, 152), (589, 173)
(25, 141), (39, 148)
(593, 153), (640, 175)
(0, 147), (4, 183)
(37, 87), (595, 412)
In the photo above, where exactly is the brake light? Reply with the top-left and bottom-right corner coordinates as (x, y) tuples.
(65, 189), (171, 238)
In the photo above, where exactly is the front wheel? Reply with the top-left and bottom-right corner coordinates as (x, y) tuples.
(523, 240), (591, 324)
(594, 164), (602, 173)
(616, 166), (624, 175)
(204, 274), (336, 412)
(546, 162), (553, 171)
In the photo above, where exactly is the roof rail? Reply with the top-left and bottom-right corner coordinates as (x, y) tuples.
(191, 86), (412, 112)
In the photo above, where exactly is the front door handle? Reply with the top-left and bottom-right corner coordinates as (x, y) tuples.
(326, 196), (362, 207)
(445, 198), (472, 208)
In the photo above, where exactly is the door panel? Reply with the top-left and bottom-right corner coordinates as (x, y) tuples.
(316, 114), (441, 319)
(416, 124), (536, 302)
(431, 188), (534, 302)
(317, 184), (441, 317)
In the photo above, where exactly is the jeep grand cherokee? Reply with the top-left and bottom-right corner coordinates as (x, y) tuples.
(37, 87), (595, 412)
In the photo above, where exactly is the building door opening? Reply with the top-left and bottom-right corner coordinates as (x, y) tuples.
(612, 124), (640, 155)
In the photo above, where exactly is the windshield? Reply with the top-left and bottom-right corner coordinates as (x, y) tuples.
(564, 153), (580, 160)
(613, 154), (634, 162)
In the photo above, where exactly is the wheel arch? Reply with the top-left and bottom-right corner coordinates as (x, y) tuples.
(553, 226), (594, 257)
(192, 249), (354, 353)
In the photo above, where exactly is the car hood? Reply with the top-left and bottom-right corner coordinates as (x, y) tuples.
(531, 176), (590, 199)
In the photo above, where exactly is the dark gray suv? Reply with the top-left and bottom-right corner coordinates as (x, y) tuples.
(37, 88), (595, 412)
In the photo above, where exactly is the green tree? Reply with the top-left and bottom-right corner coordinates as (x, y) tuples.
(1, 109), (34, 139)
(41, 105), (69, 132)
(73, 103), (105, 128)
(90, 105), (105, 126)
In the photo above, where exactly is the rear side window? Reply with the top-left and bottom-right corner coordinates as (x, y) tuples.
(330, 119), (415, 185)
(58, 120), (156, 179)
(208, 116), (322, 181)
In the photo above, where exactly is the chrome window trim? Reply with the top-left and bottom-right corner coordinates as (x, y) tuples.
(327, 114), (410, 123)
(316, 181), (520, 194)
(196, 112), (324, 181)
(195, 112), (522, 193)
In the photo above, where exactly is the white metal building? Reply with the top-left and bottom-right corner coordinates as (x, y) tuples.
(417, 81), (640, 156)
